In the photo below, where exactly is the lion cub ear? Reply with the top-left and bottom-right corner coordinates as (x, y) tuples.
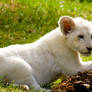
(58, 16), (75, 35)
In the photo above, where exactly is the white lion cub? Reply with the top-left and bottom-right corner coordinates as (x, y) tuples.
(0, 16), (92, 92)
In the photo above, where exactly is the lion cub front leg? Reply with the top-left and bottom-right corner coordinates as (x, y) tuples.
(80, 60), (92, 72)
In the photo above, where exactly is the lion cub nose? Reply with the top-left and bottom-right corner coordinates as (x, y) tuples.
(86, 47), (92, 51)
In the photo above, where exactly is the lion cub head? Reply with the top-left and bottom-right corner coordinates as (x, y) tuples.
(58, 16), (92, 56)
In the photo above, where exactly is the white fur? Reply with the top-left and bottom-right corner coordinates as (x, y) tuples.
(0, 16), (92, 92)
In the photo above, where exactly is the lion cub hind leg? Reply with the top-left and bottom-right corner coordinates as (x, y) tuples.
(0, 56), (45, 92)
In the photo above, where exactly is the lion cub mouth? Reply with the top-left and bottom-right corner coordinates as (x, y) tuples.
(81, 51), (91, 57)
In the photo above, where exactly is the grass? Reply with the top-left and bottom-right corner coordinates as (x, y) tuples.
(0, 0), (92, 91)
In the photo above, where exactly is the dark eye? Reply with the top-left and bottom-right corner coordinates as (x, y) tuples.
(91, 35), (92, 39)
(78, 35), (84, 39)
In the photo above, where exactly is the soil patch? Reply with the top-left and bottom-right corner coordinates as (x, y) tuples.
(53, 71), (92, 92)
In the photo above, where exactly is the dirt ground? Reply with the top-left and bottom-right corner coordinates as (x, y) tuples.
(52, 71), (92, 92)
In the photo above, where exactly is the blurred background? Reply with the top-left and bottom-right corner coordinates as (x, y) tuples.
(0, 0), (92, 47)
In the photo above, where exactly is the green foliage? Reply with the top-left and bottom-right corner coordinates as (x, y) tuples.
(78, 0), (92, 2)
(0, 0), (92, 47)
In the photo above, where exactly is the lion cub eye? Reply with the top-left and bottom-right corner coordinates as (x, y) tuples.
(91, 35), (92, 39)
(78, 35), (84, 39)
